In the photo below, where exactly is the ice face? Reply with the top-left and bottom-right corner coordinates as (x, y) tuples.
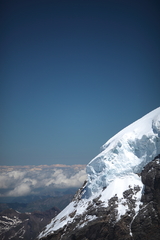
(84, 107), (160, 198)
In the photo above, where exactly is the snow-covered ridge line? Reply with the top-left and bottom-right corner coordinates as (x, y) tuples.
(38, 107), (160, 239)
(85, 107), (160, 198)
(102, 107), (160, 151)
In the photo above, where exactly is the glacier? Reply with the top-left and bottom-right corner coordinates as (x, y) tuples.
(85, 107), (160, 198)
(38, 107), (160, 239)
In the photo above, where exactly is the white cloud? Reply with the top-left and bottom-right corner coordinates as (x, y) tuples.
(45, 169), (87, 188)
(22, 178), (37, 186)
(8, 170), (26, 179)
(0, 174), (10, 189)
(7, 183), (31, 197)
(0, 166), (87, 197)
(0, 171), (26, 189)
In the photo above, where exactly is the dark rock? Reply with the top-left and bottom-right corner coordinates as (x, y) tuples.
(141, 155), (160, 204)
(132, 202), (160, 240)
(132, 155), (160, 240)
(0, 207), (60, 240)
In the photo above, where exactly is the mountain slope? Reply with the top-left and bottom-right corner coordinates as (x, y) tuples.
(38, 107), (160, 240)
(0, 207), (60, 240)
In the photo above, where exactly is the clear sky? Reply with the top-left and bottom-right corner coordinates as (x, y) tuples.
(1, 0), (160, 166)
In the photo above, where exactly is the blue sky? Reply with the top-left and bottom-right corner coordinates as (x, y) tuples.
(1, 0), (160, 166)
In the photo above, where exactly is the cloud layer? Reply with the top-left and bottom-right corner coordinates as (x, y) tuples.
(0, 165), (87, 197)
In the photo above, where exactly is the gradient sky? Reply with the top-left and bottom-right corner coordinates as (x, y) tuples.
(1, 0), (160, 166)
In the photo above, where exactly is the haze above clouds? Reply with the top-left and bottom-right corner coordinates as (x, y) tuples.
(0, 165), (86, 197)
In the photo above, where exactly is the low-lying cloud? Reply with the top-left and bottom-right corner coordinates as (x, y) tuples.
(0, 165), (87, 197)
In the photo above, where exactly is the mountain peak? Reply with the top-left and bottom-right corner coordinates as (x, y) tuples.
(39, 107), (160, 240)
(85, 107), (160, 198)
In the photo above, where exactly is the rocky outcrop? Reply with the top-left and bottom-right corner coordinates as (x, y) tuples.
(39, 155), (160, 240)
(131, 154), (160, 240)
(0, 207), (60, 240)
(141, 154), (160, 204)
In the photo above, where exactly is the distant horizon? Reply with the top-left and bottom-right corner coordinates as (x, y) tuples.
(1, 107), (160, 166)
(0, 163), (86, 167)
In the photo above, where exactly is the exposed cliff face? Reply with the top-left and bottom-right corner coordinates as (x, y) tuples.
(39, 155), (160, 240)
(131, 154), (160, 240)
(141, 154), (160, 204)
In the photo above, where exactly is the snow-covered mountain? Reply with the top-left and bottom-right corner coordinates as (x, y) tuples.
(39, 107), (160, 240)
(85, 107), (160, 198)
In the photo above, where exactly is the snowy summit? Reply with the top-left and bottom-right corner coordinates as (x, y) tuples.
(85, 107), (160, 198)
(39, 107), (160, 239)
